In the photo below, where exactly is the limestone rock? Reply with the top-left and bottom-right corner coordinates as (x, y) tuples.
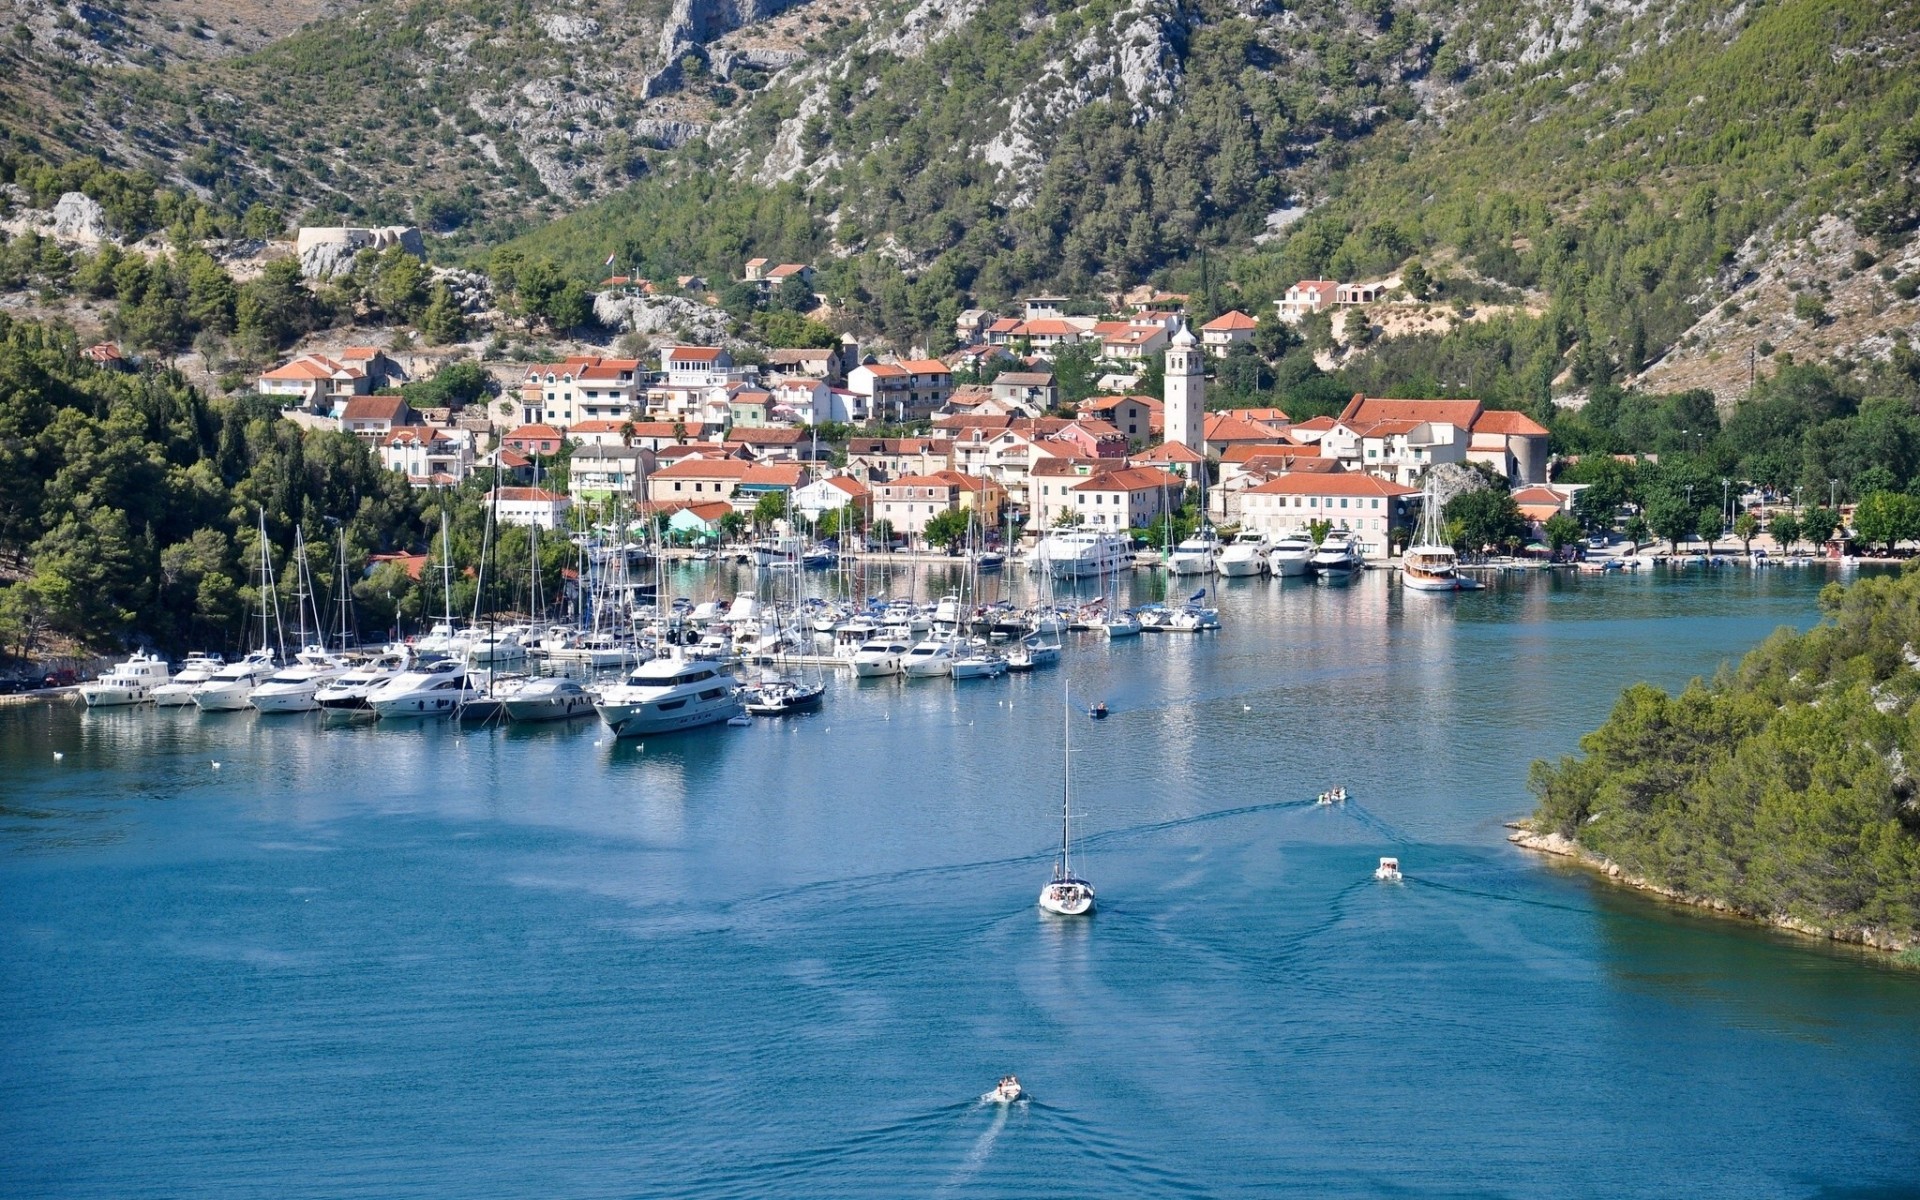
(52, 193), (110, 241)
(296, 226), (426, 279)
(593, 293), (731, 344)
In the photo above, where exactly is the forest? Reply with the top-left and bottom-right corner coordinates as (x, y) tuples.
(1528, 566), (1920, 947)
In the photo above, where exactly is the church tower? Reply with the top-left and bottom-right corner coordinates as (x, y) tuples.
(1164, 321), (1204, 452)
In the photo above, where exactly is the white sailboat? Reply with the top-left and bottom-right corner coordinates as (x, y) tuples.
(1038, 688), (1096, 917)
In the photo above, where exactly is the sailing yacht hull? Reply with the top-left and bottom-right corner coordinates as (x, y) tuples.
(1038, 880), (1096, 916)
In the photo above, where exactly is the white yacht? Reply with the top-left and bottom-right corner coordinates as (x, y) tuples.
(78, 651), (170, 707)
(1103, 608), (1143, 638)
(593, 653), (742, 738)
(190, 651), (278, 712)
(1166, 530), (1221, 576)
(414, 620), (469, 657)
(1031, 529), (1134, 579)
(150, 653), (223, 706)
(951, 643), (1008, 679)
(902, 636), (956, 678)
(850, 637), (911, 677)
(1268, 535), (1314, 578)
(466, 625), (528, 663)
(1216, 530), (1270, 577)
(315, 647), (413, 710)
(1401, 480), (1463, 592)
(368, 658), (479, 719)
(499, 676), (597, 722)
(250, 648), (351, 714)
(1312, 535), (1362, 585)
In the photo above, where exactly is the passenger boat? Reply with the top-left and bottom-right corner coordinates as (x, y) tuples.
(78, 651), (170, 707)
(902, 637), (956, 678)
(741, 673), (826, 715)
(250, 648), (352, 714)
(1401, 479), (1463, 592)
(592, 652), (742, 738)
(950, 644), (1008, 679)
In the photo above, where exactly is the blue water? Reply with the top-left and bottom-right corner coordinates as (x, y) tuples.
(4, 565), (1917, 1198)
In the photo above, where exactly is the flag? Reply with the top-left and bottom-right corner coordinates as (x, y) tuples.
(604, 252), (617, 267)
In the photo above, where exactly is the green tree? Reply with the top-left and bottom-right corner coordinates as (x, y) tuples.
(1645, 492), (1699, 552)
(1307, 518), (1332, 547)
(752, 489), (787, 532)
(1770, 512), (1801, 554)
(1802, 506), (1840, 550)
(1623, 514), (1650, 553)
(923, 507), (972, 553)
(718, 510), (747, 543)
(1543, 511), (1581, 555)
(1402, 260), (1432, 300)
(421, 283), (467, 345)
(1732, 511), (1761, 555)
(1444, 488), (1525, 554)
(1848, 492), (1917, 553)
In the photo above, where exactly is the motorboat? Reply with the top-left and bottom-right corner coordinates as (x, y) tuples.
(1135, 603), (1172, 631)
(466, 624), (529, 663)
(1039, 688), (1096, 917)
(902, 637), (956, 678)
(315, 647), (413, 710)
(951, 645), (1008, 679)
(974, 550), (1006, 572)
(932, 592), (965, 632)
(1317, 786), (1348, 805)
(1168, 601), (1221, 631)
(1088, 702), (1109, 720)
(1030, 529), (1134, 579)
(367, 658), (480, 719)
(78, 651), (170, 707)
(1103, 608), (1143, 638)
(250, 648), (352, 714)
(1005, 633), (1060, 672)
(414, 620), (469, 656)
(190, 651), (277, 712)
(1268, 535), (1313, 578)
(150, 652), (224, 706)
(593, 652), (742, 738)
(1216, 530), (1271, 576)
(1166, 530), (1221, 576)
(499, 676), (597, 722)
(741, 673), (826, 715)
(1312, 535), (1362, 585)
(1374, 856), (1403, 883)
(1401, 480), (1463, 592)
(985, 1075), (1026, 1104)
(850, 638), (911, 677)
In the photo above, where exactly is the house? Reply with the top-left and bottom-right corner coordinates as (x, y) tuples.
(1023, 297), (1070, 319)
(845, 437), (950, 480)
(1130, 438), (1204, 482)
(726, 385), (774, 428)
(742, 257), (771, 282)
(1349, 419), (1468, 485)
(1199, 311), (1259, 348)
(1099, 324), (1169, 360)
(1277, 280), (1340, 322)
(257, 354), (371, 409)
(1239, 472), (1419, 560)
(724, 426), (808, 462)
(340, 395), (421, 441)
(486, 487), (571, 530)
(501, 424), (565, 456)
(954, 309), (996, 345)
(992, 371), (1059, 412)
(759, 263), (813, 293)
(518, 356), (643, 427)
(668, 501), (737, 542)
(1202, 412), (1287, 458)
(647, 457), (751, 504)
(1236, 407), (1292, 432)
(1335, 395), (1549, 485)
(482, 446), (535, 486)
(734, 462), (809, 511)
(770, 377), (833, 425)
(568, 444), (654, 503)
(1337, 282), (1386, 305)
(336, 347), (407, 389)
(379, 426), (476, 486)
(82, 342), (128, 370)
(564, 419), (639, 448)
(1078, 395), (1160, 443)
(661, 346), (734, 388)
(1513, 483), (1577, 527)
(1028, 459), (1122, 529)
(766, 346), (847, 386)
(793, 475), (872, 523)
(873, 471), (1003, 545)
(846, 359), (953, 423)
(1047, 418), (1130, 459)
(1065, 467), (1185, 531)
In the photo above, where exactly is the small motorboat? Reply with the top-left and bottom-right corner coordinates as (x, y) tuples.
(726, 712), (754, 727)
(1317, 786), (1347, 804)
(1088, 702), (1108, 720)
(985, 1074), (1025, 1104)
(1374, 856), (1402, 883)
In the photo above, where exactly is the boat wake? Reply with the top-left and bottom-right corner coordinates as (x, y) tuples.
(938, 1099), (1012, 1194)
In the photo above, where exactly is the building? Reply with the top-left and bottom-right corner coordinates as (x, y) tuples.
(568, 444), (653, 503)
(517, 356), (642, 427)
(1335, 395), (1550, 485)
(1277, 281), (1339, 322)
(340, 395), (421, 441)
(991, 371), (1058, 413)
(1048, 418), (1129, 459)
(1076, 395), (1159, 443)
(257, 354), (372, 409)
(872, 471), (1003, 545)
(1065, 466), (1185, 531)
(660, 346), (735, 388)
(486, 487), (571, 530)
(1129, 439), (1204, 482)
(846, 359), (953, 424)
(1029, 458), (1121, 529)
(1239, 472), (1418, 560)
(766, 346), (848, 386)
(844, 437), (950, 480)
(667, 501), (736, 542)
(792, 475), (872, 523)
(1337, 282), (1386, 305)
(379, 426), (475, 487)
(501, 424), (565, 456)
(1199, 311), (1259, 348)
(724, 427), (808, 462)
(769, 377), (833, 425)
(1163, 324), (1204, 452)
(1099, 324), (1169, 360)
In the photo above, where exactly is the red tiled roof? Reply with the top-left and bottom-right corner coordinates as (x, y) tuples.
(342, 395), (409, 423)
(1246, 473), (1416, 497)
(1200, 310), (1258, 331)
(666, 346), (724, 363)
(1069, 467), (1184, 493)
(488, 487), (568, 503)
(654, 457), (749, 479)
(1134, 441), (1206, 463)
(1204, 413), (1283, 443)
(1340, 394), (1484, 431)
(1474, 409), (1551, 437)
(505, 423), (564, 441)
(726, 427), (805, 444)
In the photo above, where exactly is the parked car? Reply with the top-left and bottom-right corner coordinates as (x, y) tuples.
(41, 668), (78, 688)
(0, 678), (32, 695)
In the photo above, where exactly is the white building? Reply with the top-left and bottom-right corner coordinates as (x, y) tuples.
(1239, 472), (1417, 560)
(1276, 281), (1339, 322)
(1163, 323), (1204, 452)
(1065, 467), (1184, 530)
(486, 486), (572, 530)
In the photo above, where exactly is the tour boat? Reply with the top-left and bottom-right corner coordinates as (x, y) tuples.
(78, 651), (170, 707)
(1031, 529), (1134, 579)
(1401, 479), (1463, 592)
(498, 676), (597, 722)
(315, 647), (413, 710)
(150, 652), (223, 706)
(1267, 535), (1314, 577)
(190, 651), (278, 712)
(850, 637), (911, 678)
(592, 652), (742, 738)
(1374, 856), (1403, 883)
(1312, 535), (1362, 585)
(1216, 530), (1271, 576)
(985, 1075), (1026, 1104)
(1039, 690), (1096, 917)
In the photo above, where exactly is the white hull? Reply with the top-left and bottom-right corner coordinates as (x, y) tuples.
(151, 686), (200, 707)
(1268, 548), (1311, 577)
(852, 658), (903, 677)
(1103, 619), (1142, 638)
(1216, 555), (1266, 577)
(1039, 880), (1096, 916)
(79, 685), (148, 707)
(192, 684), (257, 712)
(1033, 531), (1134, 579)
(951, 656), (1007, 679)
(371, 690), (473, 718)
(1167, 554), (1214, 576)
(594, 694), (740, 738)
(1400, 569), (1462, 592)
(250, 684), (320, 713)
(502, 694), (596, 721)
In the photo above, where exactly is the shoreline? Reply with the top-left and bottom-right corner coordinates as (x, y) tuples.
(1506, 821), (1916, 957)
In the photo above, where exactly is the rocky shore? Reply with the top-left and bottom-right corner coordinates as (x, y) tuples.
(1506, 821), (1916, 958)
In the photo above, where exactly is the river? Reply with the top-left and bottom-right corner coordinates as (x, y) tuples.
(3, 562), (1916, 1198)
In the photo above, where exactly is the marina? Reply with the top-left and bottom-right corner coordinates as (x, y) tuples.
(3, 563), (1917, 1197)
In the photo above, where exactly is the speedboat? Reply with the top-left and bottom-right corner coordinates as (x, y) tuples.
(1268, 535), (1313, 577)
(902, 637), (956, 678)
(985, 1075), (1026, 1104)
(466, 625), (528, 663)
(1031, 529), (1134, 579)
(593, 652), (742, 738)
(1166, 530), (1221, 576)
(190, 651), (277, 712)
(367, 658), (480, 719)
(499, 676), (597, 722)
(850, 638), (911, 678)
(150, 652), (223, 706)
(1088, 702), (1109, 719)
(1374, 856), (1402, 883)
(250, 648), (351, 713)
(951, 645), (1008, 679)
(315, 647), (413, 710)
(1312, 535), (1362, 585)
(1216, 530), (1270, 576)
(78, 651), (170, 706)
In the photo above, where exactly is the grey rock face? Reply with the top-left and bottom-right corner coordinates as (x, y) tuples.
(52, 193), (111, 241)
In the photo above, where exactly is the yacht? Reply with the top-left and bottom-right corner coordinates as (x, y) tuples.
(315, 647), (413, 710)
(190, 651), (278, 712)
(150, 653), (223, 706)
(1268, 535), (1314, 578)
(250, 648), (351, 714)
(368, 658), (480, 719)
(850, 637), (911, 678)
(1103, 608), (1143, 638)
(1166, 530), (1221, 576)
(741, 675), (826, 715)
(1401, 480), (1463, 592)
(414, 620), (469, 657)
(1216, 530), (1271, 577)
(951, 643), (1008, 679)
(466, 625), (528, 664)
(78, 651), (170, 707)
(1168, 598), (1221, 631)
(1031, 529), (1134, 579)
(1039, 690), (1095, 917)
(902, 636), (957, 678)
(1312, 535), (1362, 585)
(593, 653), (742, 738)
(499, 676), (597, 722)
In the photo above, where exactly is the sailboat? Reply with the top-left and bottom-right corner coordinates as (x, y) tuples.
(1401, 476), (1464, 592)
(1038, 687), (1096, 916)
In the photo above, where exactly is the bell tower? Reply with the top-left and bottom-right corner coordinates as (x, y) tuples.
(1164, 322), (1204, 452)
